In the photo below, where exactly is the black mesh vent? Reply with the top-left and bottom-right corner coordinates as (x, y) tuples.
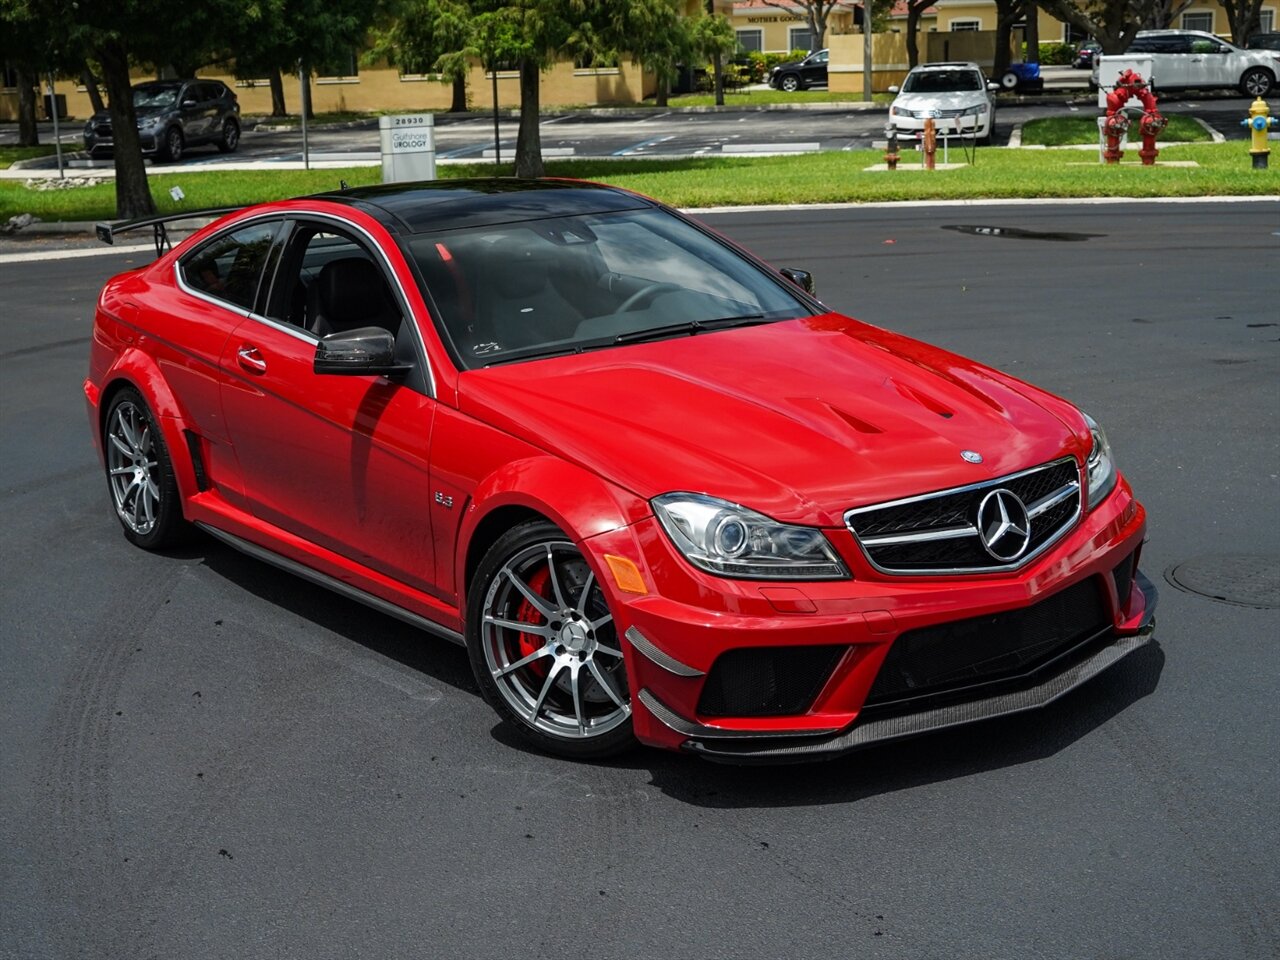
(847, 459), (1081, 573)
(698, 645), (846, 718)
(1113, 550), (1137, 608)
(864, 577), (1109, 709)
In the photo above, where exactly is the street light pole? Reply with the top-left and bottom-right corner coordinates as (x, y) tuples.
(47, 73), (65, 179)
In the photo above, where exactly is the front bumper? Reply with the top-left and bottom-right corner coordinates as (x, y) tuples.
(84, 133), (159, 157)
(665, 573), (1156, 762)
(583, 474), (1153, 759)
(889, 114), (993, 139)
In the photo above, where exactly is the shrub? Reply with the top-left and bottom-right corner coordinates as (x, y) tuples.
(1035, 42), (1076, 65)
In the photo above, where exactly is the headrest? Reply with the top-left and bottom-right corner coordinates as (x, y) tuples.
(317, 257), (392, 324)
(494, 232), (557, 298)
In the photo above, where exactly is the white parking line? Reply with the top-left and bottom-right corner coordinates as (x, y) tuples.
(0, 242), (155, 264)
(613, 135), (674, 156)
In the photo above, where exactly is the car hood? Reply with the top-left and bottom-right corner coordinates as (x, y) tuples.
(893, 90), (989, 112)
(457, 315), (1088, 527)
(88, 106), (170, 123)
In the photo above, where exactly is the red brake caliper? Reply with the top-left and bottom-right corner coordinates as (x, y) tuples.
(515, 566), (551, 679)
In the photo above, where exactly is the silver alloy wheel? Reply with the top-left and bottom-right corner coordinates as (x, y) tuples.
(781, 74), (800, 92)
(481, 540), (630, 741)
(106, 400), (161, 535)
(224, 121), (239, 149)
(1242, 68), (1273, 96)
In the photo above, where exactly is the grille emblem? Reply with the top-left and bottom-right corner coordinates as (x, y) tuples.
(961, 450), (983, 463)
(977, 489), (1031, 561)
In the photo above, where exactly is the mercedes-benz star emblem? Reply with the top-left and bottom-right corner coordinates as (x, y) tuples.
(977, 488), (1032, 561)
(961, 450), (983, 464)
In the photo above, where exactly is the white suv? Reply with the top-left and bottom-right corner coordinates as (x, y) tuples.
(1091, 30), (1278, 96)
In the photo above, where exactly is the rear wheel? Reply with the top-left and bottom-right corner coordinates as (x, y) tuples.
(779, 74), (801, 92)
(1240, 67), (1274, 97)
(103, 388), (184, 549)
(467, 520), (635, 759)
(160, 126), (184, 162)
(217, 118), (240, 153)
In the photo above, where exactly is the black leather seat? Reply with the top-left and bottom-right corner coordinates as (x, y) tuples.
(308, 257), (401, 338)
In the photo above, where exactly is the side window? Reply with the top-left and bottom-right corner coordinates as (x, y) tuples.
(267, 226), (403, 339)
(180, 221), (281, 311)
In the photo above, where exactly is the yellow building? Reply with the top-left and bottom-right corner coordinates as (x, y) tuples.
(728, 0), (861, 53)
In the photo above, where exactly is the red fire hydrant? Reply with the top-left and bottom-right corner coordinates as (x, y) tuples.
(1103, 69), (1167, 166)
(922, 118), (937, 171)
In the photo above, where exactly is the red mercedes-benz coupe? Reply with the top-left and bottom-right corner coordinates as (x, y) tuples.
(86, 179), (1156, 760)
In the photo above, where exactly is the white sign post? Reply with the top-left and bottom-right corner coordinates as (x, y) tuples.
(380, 114), (437, 183)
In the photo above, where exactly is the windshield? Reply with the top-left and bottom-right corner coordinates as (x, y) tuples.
(132, 86), (179, 109)
(903, 70), (983, 93)
(407, 208), (813, 369)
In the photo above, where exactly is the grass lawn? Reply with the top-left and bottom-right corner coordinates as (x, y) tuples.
(1020, 114), (1212, 146)
(1, 143), (1274, 224)
(1, 145), (62, 169)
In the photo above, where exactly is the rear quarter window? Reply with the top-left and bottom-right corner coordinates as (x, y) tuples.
(180, 221), (281, 311)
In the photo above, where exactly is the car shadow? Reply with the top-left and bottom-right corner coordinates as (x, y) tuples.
(179, 530), (1165, 806)
(186, 532), (479, 696)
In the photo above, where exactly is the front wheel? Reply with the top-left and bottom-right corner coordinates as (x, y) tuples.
(103, 387), (185, 549)
(779, 74), (801, 92)
(467, 520), (635, 759)
(1240, 67), (1274, 97)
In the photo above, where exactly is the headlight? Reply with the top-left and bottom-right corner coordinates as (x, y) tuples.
(138, 115), (162, 130)
(652, 493), (849, 580)
(1084, 413), (1118, 510)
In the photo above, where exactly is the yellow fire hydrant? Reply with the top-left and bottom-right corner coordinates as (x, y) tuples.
(1241, 97), (1279, 169)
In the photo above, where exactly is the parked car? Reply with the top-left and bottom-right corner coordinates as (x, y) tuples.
(83, 79), (240, 162)
(87, 179), (1156, 761)
(1247, 32), (1280, 51)
(769, 49), (829, 91)
(1091, 29), (1278, 96)
(888, 62), (999, 143)
(1074, 40), (1103, 69)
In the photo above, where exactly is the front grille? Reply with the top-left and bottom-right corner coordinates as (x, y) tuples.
(698, 645), (846, 717)
(845, 458), (1081, 574)
(95, 123), (112, 136)
(863, 577), (1110, 711)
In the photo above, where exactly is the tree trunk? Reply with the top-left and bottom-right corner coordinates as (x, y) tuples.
(1025, 8), (1040, 61)
(655, 72), (669, 108)
(98, 39), (156, 219)
(15, 65), (39, 146)
(81, 66), (106, 116)
(514, 58), (543, 178)
(269, 70), (287, 116)
(705, 0), (724, 106)
(450, 74), (467, 112)
(993, 0), (1023, 77)
(906, 8), (922, 67)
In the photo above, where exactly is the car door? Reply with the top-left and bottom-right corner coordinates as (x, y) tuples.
(217, 217), (442, 599)
(1190, 36), (1236, 88)
(166, 217), (287, 510)
(804, 49), (829, 86)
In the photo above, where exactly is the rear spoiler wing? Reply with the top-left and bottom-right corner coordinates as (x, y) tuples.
(95, 207), (243, 258)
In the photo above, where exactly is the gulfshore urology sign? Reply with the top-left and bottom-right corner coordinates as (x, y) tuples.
(380, 114), (437, 183)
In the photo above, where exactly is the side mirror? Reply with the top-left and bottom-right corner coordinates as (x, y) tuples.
(314, 326), (412, 378)
(181, 99), (198, 108)
(780, 267), (815, 296)
(987, 81), (1001, 92)
(887, 84), (901, 94)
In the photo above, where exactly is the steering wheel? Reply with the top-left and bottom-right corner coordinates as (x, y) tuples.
(614, 282), (682, 314)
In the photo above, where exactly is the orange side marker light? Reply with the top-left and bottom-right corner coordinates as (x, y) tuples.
(604, 554), (648, 595)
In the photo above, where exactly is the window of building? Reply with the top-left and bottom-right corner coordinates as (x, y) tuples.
(950, 19), (981, 31)
(736, 29), (764, 53)
(1063, 23), (1088, 44)
(1181, 11), (1214, 32)
(1258, 8), (1275, 31)
(789, 27), (815, 52)
(316, 49), (360, 83)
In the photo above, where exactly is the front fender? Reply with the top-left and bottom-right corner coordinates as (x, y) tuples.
(456, 456), (651, 592)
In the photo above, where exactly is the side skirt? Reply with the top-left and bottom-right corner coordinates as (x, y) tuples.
(195, 522), (466, 647)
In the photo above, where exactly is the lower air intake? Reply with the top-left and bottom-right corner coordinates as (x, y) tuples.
(698, 645), (846, 718)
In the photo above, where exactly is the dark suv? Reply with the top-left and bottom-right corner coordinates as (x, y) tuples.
(83, 79), (241, 162)
(769, 49), (829, 91)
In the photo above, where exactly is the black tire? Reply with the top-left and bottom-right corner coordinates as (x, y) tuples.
(102, 387), (185, 550)
(160, 126), (184, 162)
(1000, 71), (1019, 91)
(216, 118), (240, 153)
(1240, 67), (1274, 97)
(779, 74), (801, 92)
(466, 519), (636, 759)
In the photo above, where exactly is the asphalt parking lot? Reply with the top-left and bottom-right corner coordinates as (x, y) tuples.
(1, 199), (1277, 959)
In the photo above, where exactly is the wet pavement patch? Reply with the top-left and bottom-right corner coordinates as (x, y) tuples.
(1165, 556), (1280, 609)
(943, 225), (1105, 242)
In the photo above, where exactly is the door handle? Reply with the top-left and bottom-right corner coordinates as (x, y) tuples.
(236, 344), (267, 374)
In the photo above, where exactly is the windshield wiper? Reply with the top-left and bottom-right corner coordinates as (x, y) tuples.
(481, 338), (615, 367)
(613, 314), (767, 345)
